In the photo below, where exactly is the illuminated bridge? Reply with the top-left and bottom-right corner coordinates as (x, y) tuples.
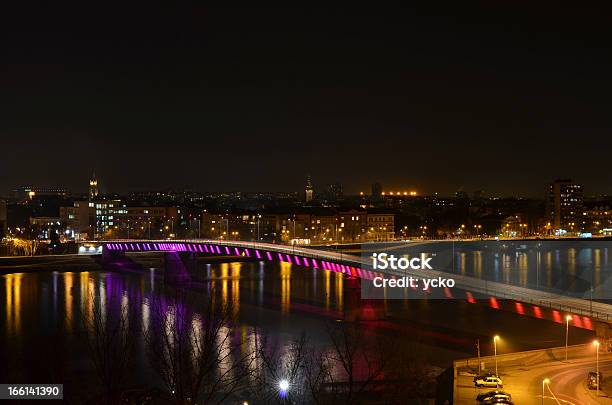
(97, 239), (612, 331)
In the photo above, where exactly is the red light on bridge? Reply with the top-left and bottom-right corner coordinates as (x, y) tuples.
(532, 305), (542, 318)
(514, 302), (525, 315)
(552, 310), (562, 323)
(466, 292), (476, 303)
(444, 287), (453, 299)
(489, 297), (500, 309)
(582, 317), (593, 330)
(572, 315), (583, 328)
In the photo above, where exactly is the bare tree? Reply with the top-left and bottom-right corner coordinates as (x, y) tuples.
(320, 321), (390, 404)
(245, 332), (313, 404)
(82, 291), (138, 404)
(145, 289), (253, 405)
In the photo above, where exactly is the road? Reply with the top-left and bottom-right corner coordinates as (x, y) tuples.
(456, 350), (612, 404)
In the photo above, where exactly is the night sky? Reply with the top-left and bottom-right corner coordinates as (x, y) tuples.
(2, 5), (612, 197)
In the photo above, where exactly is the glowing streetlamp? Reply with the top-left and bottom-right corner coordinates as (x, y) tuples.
(493, 335), (500, 376)
(565, 315), (572, 361)
(278, 379), (289, 397)
(542, 378), (550, 405)
(594, 340), (600, 396)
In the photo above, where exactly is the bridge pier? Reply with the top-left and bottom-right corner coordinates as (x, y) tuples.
(164, 251), (194, 285)
(344, 277), (386, 322)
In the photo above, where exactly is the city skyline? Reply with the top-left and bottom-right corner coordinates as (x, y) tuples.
(2, 5), (612, 196)
(1, 174), (610, 200)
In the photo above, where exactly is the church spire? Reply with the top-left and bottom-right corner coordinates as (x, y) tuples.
(89, 171), (98, 200)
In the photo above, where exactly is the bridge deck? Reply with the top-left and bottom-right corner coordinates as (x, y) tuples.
(98, 239), (612, 323)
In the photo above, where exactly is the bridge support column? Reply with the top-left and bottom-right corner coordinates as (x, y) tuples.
(164, 251), (194, 285)
(344, 277), (385, 322)
(100, 247), (125, 267)
(594, 320), (612, 344)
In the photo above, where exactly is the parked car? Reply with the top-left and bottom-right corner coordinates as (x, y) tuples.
(587, 371), (603, 390)
(476, 390), (512, 403)
(474, 375), (503, 388)
(483, 399), (513, 405)
(473, 373), (497, 384)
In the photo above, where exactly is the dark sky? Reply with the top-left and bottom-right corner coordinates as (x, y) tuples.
(1, 4), (612, 197)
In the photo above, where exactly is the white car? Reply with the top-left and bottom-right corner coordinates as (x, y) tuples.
(474, 375), (503, 388)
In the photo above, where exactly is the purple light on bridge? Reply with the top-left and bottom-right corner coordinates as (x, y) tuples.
(294, 256), (301, 266)
(286, 255), (293, 264)
(224, 247), (230, 255)
(215, 246), (221, 254)
(266, 252), (273, 261)
(244, 249), (250, 257)
(234, 247), (240, 256)
(303, 257), (310, 267)
(255, 250), (261, 259)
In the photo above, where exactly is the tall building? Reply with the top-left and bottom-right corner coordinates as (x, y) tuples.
(371, 182), (382, 198)
(546, 179), (583, 233)
(325, 182), (343, 202)
(305, 175), (314, 203)
(89, 172), (99, 200)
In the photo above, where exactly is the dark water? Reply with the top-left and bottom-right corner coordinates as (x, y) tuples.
(0, 256), (597, 402)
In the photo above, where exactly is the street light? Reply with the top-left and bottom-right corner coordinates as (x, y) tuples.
(278, 379), (289, 397)
(493, 335), (500, 376)
(565, 315), (572, 361)
(542, 378), (550, 405)
(594, 340), (600, 396)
